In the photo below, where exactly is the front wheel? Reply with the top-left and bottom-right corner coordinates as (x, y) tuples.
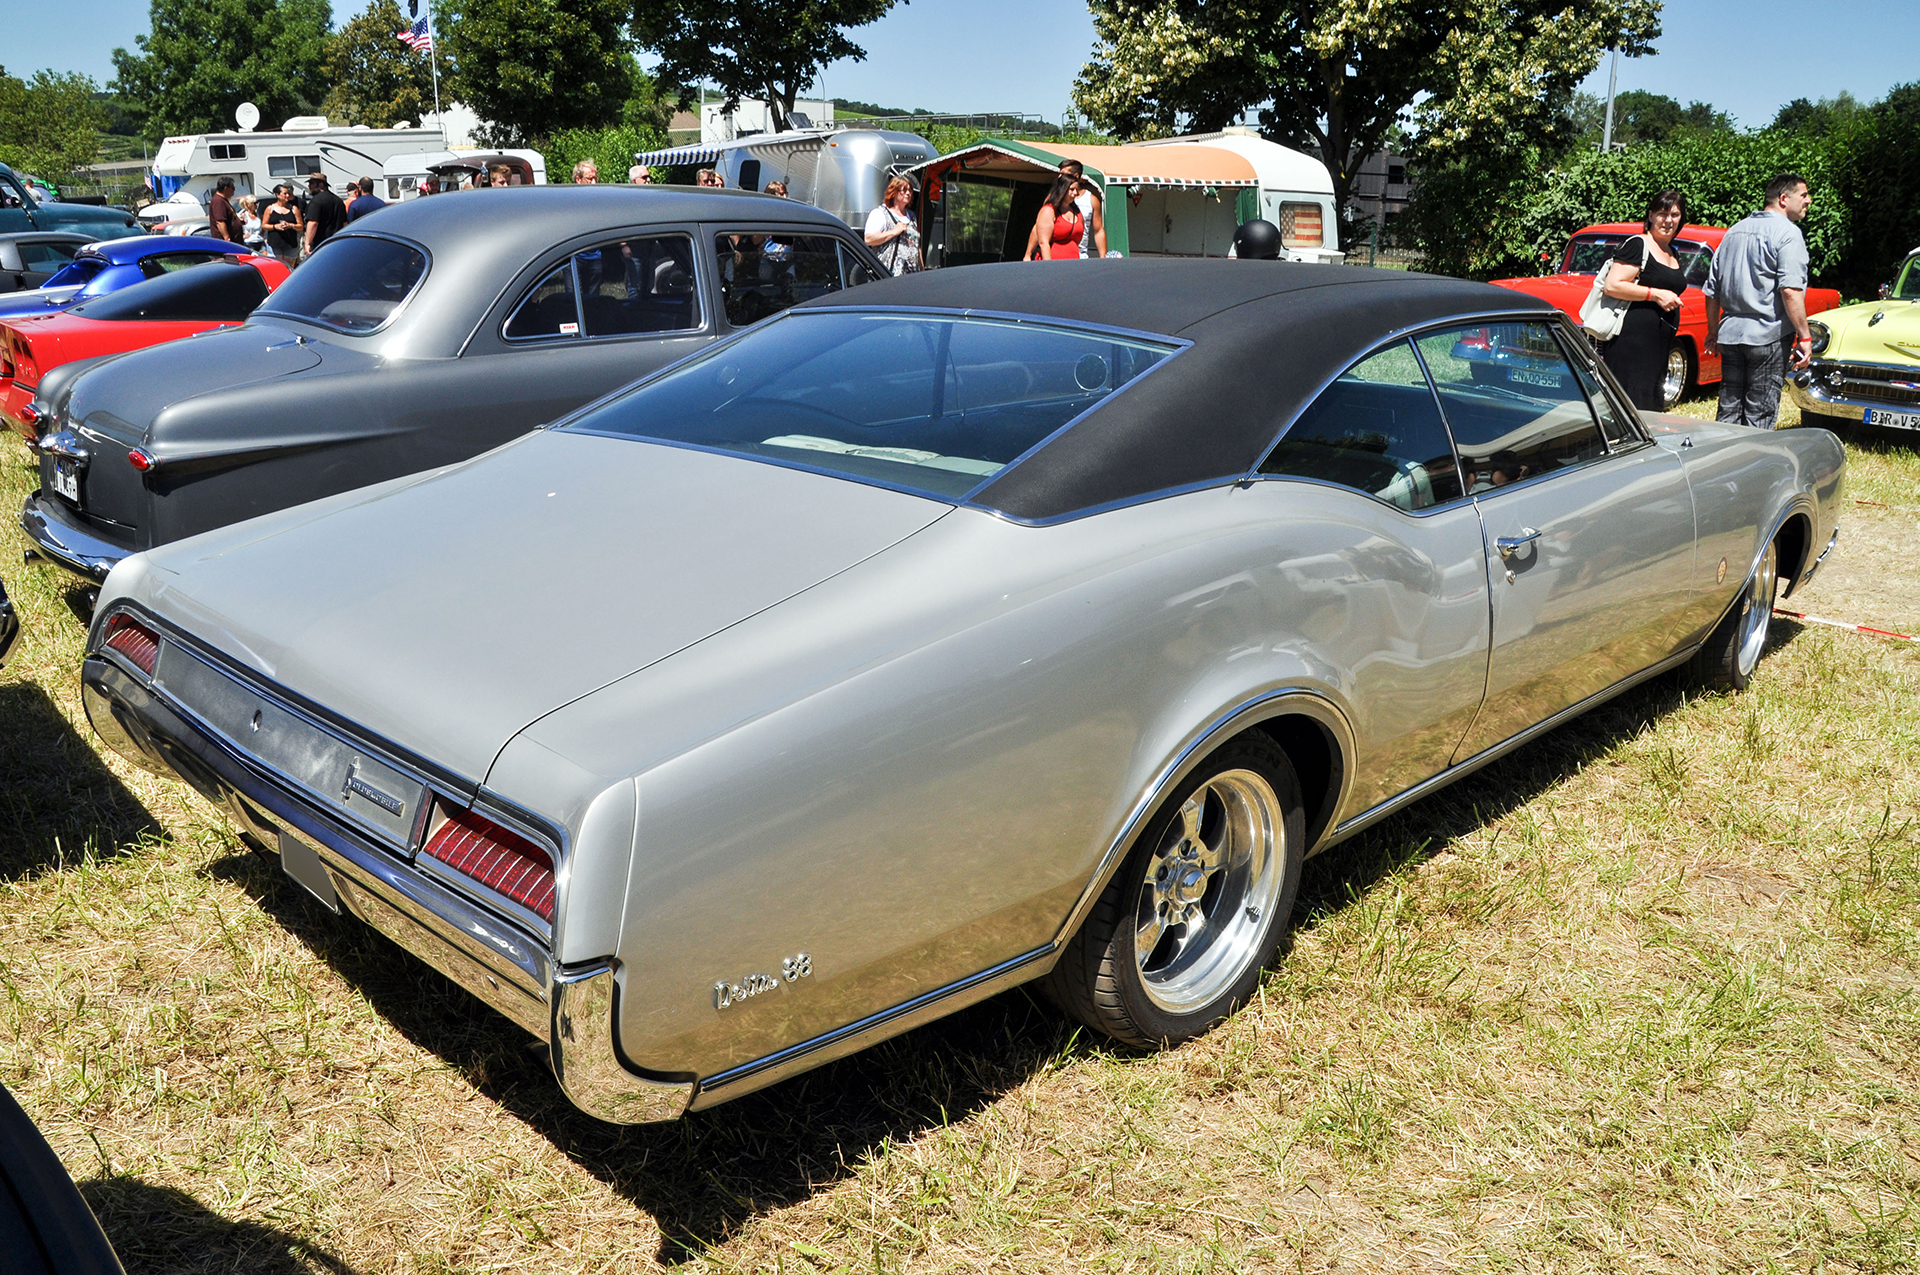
(1686, 539), (1778, 690)
(1045, 734), (1305, 1048)
(1660, 340), (1695, 411)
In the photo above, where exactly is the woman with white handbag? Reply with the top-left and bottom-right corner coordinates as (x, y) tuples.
(1582, 190), (1690, 411)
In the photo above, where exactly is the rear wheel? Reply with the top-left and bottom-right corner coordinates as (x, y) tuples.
(1659, 340), (1695, 411)
(1686, 539), (1777, 690)
(1045, 734), (1304, 1048)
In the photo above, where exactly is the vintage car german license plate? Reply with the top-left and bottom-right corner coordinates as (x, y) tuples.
(50, 457), (80, 503)
(1867, 407), (1920, 431)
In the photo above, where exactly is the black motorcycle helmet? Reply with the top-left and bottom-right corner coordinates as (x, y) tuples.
(1231, 218), (1282, 260)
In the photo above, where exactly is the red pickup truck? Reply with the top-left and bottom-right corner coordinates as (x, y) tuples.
(1491, 222), (1841, 410)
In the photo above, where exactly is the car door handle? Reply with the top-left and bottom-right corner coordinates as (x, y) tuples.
(1495, 528), (1542, 560)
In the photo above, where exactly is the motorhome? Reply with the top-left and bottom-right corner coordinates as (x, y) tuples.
(633, 128), (937, 230)
(909, 131), (1344, 266)
(141, 119), (447, 224)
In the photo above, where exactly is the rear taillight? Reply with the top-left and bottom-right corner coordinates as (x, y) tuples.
(103, 614), (160, 674)
(423, 806), (556, 922)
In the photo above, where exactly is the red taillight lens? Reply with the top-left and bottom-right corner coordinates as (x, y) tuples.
(128, 448), (154, 471)
(423, 807), (556, 922)
(103, 614), (160, 674)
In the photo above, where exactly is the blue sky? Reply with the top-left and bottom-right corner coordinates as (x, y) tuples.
(6, 0), (1913, 131)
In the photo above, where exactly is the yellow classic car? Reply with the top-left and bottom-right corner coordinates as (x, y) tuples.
(1792, 247), (1920, 439)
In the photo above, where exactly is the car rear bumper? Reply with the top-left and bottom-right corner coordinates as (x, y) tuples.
(80, 646), (694, 1124)
(19, 491), (130, 585)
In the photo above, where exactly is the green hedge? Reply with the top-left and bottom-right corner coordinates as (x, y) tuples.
(543, 123), (667, 183)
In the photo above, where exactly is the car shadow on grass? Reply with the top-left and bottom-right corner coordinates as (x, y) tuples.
(0, 679), (165, 879)
(201, 644), (1792, 1264)
(80, 1176), (360, 1275)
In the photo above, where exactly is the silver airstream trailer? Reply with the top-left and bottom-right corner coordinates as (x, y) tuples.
(633, 128), (937, 230)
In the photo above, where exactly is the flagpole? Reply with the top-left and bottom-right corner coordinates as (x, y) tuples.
(429, 14), (444, 145)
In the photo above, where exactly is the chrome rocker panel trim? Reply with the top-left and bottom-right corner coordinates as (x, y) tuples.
(20, 491), (130, 585)
(80, 653), (695, 1121)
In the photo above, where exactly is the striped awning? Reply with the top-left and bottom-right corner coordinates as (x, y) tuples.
(632, 144), (724, 166)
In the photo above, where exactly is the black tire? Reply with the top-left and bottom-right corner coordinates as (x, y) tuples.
(1685, 538), (1778, 691)
(1659, 340), (1695, 411)
(1045, 733), (1305, 1049)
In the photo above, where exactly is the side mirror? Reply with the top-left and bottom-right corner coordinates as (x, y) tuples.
(1880, 282), (1893, 299)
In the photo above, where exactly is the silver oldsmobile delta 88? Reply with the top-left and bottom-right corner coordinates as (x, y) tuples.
(81, 261), (1843, 1123)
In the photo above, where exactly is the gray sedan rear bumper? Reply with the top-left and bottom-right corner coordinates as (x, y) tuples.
(20, 491), (130, 585)
(80, 649), (694, 1124)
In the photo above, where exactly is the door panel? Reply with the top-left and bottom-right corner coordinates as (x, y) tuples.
(1454, 445), (1696, 759)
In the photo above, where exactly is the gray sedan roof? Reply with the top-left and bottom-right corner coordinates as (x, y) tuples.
(298, 186), (854, 358)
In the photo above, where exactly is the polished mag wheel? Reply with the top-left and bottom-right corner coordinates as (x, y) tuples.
(1660, 341), (1692, 411)
(1047, 734), (1304, 1048)
(1687, 538), (1778, 691)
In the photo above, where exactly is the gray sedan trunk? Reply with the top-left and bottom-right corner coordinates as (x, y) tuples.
(131, 433), (950, 781)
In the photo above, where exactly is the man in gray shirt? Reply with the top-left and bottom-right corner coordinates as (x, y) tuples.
(1704, 173), (1814, 428)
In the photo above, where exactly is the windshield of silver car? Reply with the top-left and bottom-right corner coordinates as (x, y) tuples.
(257, 235), (426, 333)
(562, 311), (1177, 499)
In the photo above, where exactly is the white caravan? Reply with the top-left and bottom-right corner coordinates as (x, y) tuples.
(142, 119), (447, 224)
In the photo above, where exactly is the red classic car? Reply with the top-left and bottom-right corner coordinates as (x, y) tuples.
(2, 254), (288, 438)
(1491, 223), (1841, 410)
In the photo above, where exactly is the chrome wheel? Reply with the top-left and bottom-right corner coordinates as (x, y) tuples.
(1660, 343), (1690, 410)
(1734, 541), (1778, 679)
(1131, 769), (1285, 1015)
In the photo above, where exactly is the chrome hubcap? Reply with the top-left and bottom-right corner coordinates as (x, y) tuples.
(1735, 542), (1777, 677)
(1133, 769), (1285, 1014)
(1662, 346), (1687, 408)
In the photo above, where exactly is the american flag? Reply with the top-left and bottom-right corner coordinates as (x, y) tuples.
(396, 17), (433, 52)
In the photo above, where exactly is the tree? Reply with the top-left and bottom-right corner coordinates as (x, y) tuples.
(1833, 82), (1920, 297)
(631, 0), (900, 134)
(0, 68), (107, 181)
(110, 0), (333, 139)
(1073, 0), (1661, 234)
(323, 0), (436, 129)
(439, 0), (632, 143)
(1771, 91), (1865, 138)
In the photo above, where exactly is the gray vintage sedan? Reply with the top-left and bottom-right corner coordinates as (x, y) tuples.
(81, 261), (1843, 1123)
(21, 186), (884, 587)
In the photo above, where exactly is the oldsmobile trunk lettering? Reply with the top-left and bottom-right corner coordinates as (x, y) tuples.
(714, 952), (812, 1009)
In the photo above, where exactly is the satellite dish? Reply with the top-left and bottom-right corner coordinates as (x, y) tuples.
(236, 102), (260, 132)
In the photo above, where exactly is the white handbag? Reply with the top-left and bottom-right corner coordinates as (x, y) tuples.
(1579, 233), (1648, 341)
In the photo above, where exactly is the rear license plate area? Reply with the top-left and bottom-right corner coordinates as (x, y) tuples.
(50, 457), (80, 503)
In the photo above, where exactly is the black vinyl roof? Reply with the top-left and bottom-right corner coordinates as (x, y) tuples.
(801, 260), (1556, 521)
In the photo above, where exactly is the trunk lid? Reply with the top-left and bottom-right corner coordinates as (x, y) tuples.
(133, 432), (949, 782)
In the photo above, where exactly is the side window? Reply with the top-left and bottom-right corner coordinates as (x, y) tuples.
(268, 155), (323, 178)
(0, 175), (31, 209)
(574, 235), (699, 336)
(839, 243), (879, 288)
(1563, 340), (1639, 448)
(1415, 322), (1608, 493)
(504, 261), (580, 340)
(20, 242), (82, 270)
(715, 232), (850, 327)
(141, 252), (228, 278)
(1259, 340), (1464, 511)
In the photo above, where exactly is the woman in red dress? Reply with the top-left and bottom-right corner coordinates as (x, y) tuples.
(1031, 174), (1084, 261)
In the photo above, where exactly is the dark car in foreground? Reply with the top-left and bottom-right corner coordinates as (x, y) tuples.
(0, 161), (142, 246)
(83, 261), (1843, 1124)
(22, 186), (885, 587)
(0, 1083), (126, 1274)
(0, 571), (18, 671)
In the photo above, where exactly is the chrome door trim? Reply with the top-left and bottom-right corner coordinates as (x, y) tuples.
(1321, 644), (1697, 850)
(1049, 687), (1356, 955)
(690, 944), (1054, 1108)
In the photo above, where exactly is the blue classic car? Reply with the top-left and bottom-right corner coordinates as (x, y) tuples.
(0, 235), (254, 320)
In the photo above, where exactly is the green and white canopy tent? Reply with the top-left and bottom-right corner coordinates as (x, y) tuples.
(905, 133), (1341, 266)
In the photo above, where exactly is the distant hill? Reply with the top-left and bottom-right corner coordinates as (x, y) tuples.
(832, 99), (936, 118)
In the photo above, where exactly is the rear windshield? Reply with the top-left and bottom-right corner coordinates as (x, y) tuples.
(1566, 233), (1713, 286)
(564, 310), (1177, 499)
(258, 234), (426, 332)
(42, 258), (106, 289)
(70, 260), (268, 323)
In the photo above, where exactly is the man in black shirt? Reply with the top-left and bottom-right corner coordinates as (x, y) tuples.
(206, 177), (242, 242)
(303, 174), (348, 258)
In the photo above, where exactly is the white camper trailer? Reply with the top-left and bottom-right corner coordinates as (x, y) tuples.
(142, 120), (447, 224)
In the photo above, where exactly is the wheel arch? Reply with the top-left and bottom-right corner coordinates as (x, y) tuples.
(1773, 506), (1814, 599)
(1047, 688), (1355, 956)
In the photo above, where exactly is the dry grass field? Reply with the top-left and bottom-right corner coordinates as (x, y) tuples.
(0, 396), (1916, 1273)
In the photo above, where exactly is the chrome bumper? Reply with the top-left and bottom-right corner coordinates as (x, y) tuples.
(20, 491), (130, 585)
(80, 651), (694, 1124)
(1788, 371), (1920, 427)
